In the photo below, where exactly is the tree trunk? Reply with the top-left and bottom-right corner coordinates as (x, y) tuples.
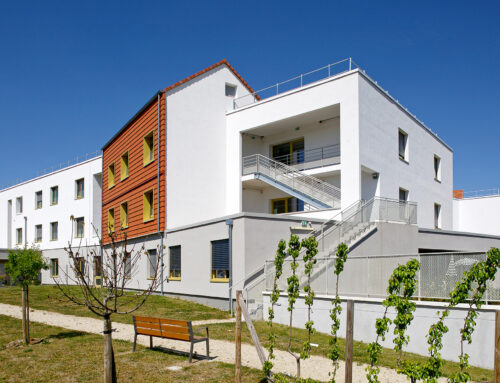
(21, 285), (28, 344)
(26, 285), (30, 343)
(103, 315), (116, 383)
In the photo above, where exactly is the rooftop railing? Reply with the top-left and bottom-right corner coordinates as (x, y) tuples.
(461, 188), (500, 199)
(0, 150), (101, 192)
(233, 58), (360, 109)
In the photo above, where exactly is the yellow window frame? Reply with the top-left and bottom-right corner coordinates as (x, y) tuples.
(143, 130), (155, 166)
(271, 197), (291, 214)
(50, 186), (58, 205)
(272, 138), (304, 163)
(108, 208), (115, 233)
(120, 201), (128, 229)
(50, 259), (59, 277)
(143, 189), (154, 222)
(108, 163), (115, 189)
(121, 151), (129, 180)
(210, 270), (229, 283)
(75, 179), (84, 199)
(50, 222), (58, 241)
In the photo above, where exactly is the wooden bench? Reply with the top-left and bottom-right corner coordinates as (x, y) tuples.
(132, 315), (209, 363)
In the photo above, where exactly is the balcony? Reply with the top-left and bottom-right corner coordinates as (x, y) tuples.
(270, 144), (340, 171)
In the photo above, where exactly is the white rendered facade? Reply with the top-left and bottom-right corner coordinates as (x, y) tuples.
(0, 157), (102, 251)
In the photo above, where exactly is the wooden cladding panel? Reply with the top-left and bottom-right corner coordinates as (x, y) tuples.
(102, 94), (166, 244)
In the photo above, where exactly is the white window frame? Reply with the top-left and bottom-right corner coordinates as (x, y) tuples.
(434, 155), (441, 182)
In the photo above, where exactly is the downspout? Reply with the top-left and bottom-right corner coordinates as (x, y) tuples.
(226, 218), (234, 314)
(157, 92), (164, 295)
(24, 216), (27, 245)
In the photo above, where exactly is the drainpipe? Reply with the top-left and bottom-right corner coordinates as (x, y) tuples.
(226, 218), (234, 314)
(24, 216), (27, 245)
(157, 92), (164, 296)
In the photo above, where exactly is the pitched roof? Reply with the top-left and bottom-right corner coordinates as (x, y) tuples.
(163, 59), (259, 99)
(102, 60), (257, 150)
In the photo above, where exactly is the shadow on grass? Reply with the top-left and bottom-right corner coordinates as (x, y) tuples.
(47, 331), (87, 340)
(149, 345), (213, 362)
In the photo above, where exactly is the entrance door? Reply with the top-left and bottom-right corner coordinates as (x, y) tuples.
(272, 139), (304, 165)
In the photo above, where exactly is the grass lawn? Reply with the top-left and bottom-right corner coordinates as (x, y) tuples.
(0, 314), (265, 383)
(0, 285), (230, 324)
(0, 285), (493, 382)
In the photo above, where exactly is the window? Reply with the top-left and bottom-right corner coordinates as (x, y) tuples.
(272, 139), (305, 165)
(16, 197), (23, 214)
(271, 197), (304, 214)
(108, 163), (115, 188)
(94, 256), (102, 287)
(75, 178), (84, 199)
(124, 253), (131, 279)
(50, 222), (58, 241)
(75, 217), (84, 238)
(35, 224), (42, 243)
(35, 191), (42, 209)
(120, 202), (128, 229)
(398, 129), (408, 161)
(211, 239), (229, 282)
(434, 203), (441, 229)
(225, 83), (237, 97)
(434, 155), (441, 181)
(75, 257), (85, 276)
(50, 186), (58, 205)
(147, 249), (158, 279)
(143, 131), (155, 165)
(143, 189), (154, 222)
(169, 246), (181, 280)
(16, 228), (22, 245)
(399, 188), (408, 202)
(108, 208), (115, 233)
(50, 259), (59, 277)
(121, 151), (129, 180)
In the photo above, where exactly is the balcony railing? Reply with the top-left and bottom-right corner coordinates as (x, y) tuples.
(233, 58), (359, 109)
(271, 144), (340, 170)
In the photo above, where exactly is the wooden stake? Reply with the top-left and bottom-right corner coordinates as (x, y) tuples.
(495, 311), (500, 383)
(345, 300), (354, 383)
(235, 290), (242, 383)
(238, 293), (266, 366)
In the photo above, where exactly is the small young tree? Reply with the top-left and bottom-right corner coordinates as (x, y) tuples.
(54, 228), (163, 383)
(5, 245), (49, 344)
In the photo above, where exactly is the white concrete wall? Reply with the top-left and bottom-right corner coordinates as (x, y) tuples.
(453, 196), (500, 236)
(166, 65), (252, 229)
(264, 294), (497, 369)
(358, 74), (453, 229)
(0, 157), (102, 251)
(227, 71), (361, 215)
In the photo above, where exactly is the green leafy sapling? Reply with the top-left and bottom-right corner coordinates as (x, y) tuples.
(328, 242), (348, 382)
(263, 239), (287, 377)
(287, 234), (302, 378)
(301, 236), (319, 360)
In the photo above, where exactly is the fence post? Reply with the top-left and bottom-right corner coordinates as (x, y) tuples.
(495, 311), (500, 383)
(345, 300), (354, 383)
(235, 290), (242, 383)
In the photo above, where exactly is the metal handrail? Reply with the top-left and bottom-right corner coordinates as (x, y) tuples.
(271, 144), (340, 167)
(0, 150), (102, 191)
(233, 58), (359, 109)
(461, 189), (500, 199)
(242, 154), (341, 207)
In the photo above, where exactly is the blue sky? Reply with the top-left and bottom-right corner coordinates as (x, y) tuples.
(0, 1), (498, 191)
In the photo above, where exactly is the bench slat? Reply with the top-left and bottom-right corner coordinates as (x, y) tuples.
(136, 328), (162, 337)
(136, 322), (161, 330)
(134, 315), (159, 323)
(159, 318), (189, 326)
(160, 324), (190, 334)
(159, 331), (191, 341)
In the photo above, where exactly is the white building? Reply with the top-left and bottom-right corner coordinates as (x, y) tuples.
(0, 156), (102, 281)
(0, 58), (498, 309)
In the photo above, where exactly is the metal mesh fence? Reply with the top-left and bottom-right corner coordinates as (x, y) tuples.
(264, 252), (499, 302)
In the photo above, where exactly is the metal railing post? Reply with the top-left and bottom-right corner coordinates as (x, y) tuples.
(300, 74), (303, 87)
(349, 57), (352, 71)
(328, 64), (331, 77)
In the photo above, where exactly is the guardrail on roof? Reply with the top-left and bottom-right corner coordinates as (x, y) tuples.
(0, 150), (101, 192)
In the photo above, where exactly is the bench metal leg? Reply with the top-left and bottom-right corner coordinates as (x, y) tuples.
(189, 341), (194, 363)
(132, 333), (137, 352)
(150, 336), (153, 349)
(206, 339), (210, 360)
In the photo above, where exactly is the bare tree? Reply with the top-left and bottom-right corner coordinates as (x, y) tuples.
(54, 223), (163, 383)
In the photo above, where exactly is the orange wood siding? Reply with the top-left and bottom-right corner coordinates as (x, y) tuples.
(102, 94), (166, 244)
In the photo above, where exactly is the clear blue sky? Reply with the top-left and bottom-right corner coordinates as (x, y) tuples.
(0, 1), (498, 191)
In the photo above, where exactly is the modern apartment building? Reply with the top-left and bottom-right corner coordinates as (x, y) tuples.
(0, 156), (102, 282)
(1, 58), (499, 308)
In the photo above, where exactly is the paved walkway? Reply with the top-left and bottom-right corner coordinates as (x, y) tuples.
(0, 303), (445, 382)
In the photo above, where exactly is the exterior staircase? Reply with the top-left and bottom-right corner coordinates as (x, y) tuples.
(243, 197), (418, 319)
(242, 154), (341, 209)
